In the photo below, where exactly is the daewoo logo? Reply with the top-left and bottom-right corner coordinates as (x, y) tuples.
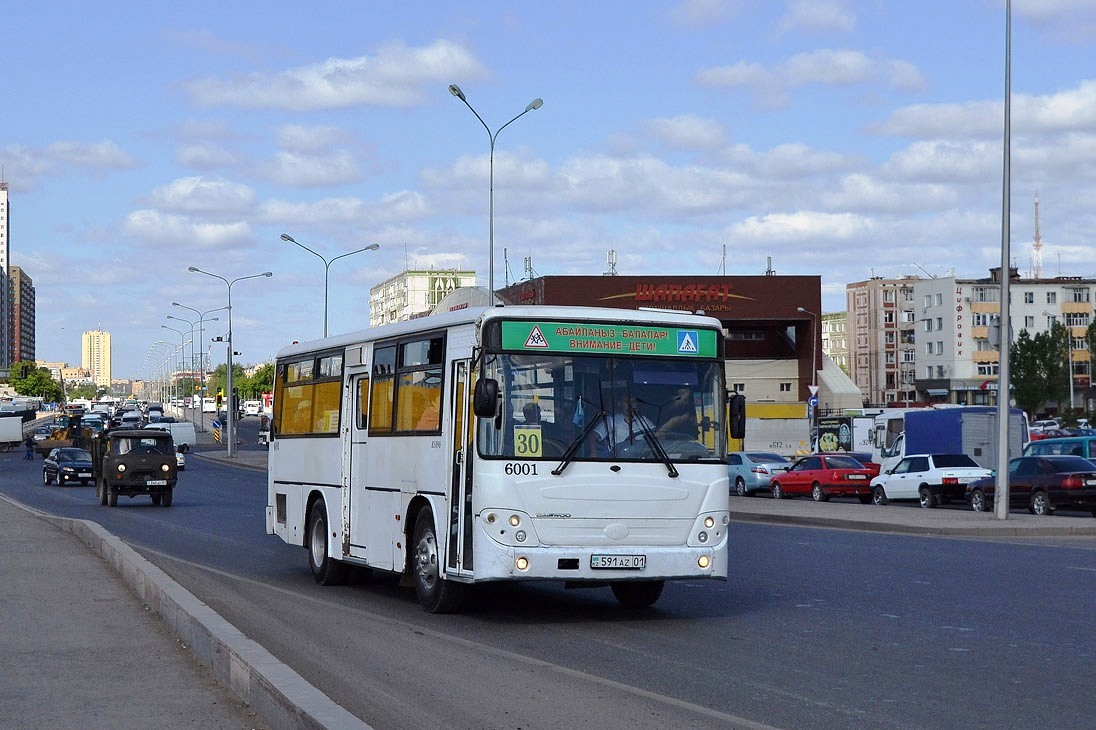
(536, 512), (572, 519)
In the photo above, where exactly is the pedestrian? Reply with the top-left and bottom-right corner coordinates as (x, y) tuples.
(24, 434), (35, 460)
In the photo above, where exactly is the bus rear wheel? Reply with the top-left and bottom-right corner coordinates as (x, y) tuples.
(412, 507), (465, 613)
(611, 580), (664, 609)
(308, 500), (347, 585)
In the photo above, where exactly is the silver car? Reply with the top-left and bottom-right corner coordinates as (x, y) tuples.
(728, 451), (791, 496)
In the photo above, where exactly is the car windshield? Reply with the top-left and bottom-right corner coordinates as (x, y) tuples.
(477, 352), (726, 464)
(112, 436), (171, 455)
(933, 454), (979, 468)
(823, 455), (865, 469)
(59, 450), (92, 462)
(1048, 456), (1096, 472)
(747, 452), (788, 463)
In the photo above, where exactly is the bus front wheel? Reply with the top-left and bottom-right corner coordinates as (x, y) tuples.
(308, 500), (347, 586)
(412, 507), (465, 613)
(611, 580), (664, 609)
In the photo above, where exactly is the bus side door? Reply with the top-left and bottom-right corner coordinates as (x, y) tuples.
(346, 368), (399, 571)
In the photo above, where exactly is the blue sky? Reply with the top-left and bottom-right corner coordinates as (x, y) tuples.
(4, 0), (1096, 379)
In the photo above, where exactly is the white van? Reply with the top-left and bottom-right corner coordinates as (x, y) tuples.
(119, 411), (143, 428)
(243, 400), (262, 417)
(144, 421), (197, 451)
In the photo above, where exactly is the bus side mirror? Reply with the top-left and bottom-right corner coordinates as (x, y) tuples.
(728, 392), (745, 440)
(473, 378), (500, 418)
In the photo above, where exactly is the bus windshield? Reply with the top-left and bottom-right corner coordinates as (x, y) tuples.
(477, 353), (726, 463)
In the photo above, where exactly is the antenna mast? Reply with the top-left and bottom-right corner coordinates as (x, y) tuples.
(1032, 191), (1043, 279)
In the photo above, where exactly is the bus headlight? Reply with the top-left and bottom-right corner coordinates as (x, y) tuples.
(515, 556), (529, 571)
(704, 516), (715, 528)
(509, 514), (521, 527)
(698, 555), (711, 569)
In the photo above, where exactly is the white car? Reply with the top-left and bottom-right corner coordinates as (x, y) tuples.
(870, 453), (992, 508)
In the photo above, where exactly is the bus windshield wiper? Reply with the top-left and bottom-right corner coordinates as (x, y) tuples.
(551, 410), (605, 476)
(634, 418), (679, 478)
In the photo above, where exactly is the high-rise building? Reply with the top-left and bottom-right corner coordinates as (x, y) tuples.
(10, 266), (35, 363)
(1, 182), (10, 370)
(81, 328), (112, 389)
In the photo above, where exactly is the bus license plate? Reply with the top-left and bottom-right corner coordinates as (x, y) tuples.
(591, 555), (646, 570)
(147, 479), (168, 486)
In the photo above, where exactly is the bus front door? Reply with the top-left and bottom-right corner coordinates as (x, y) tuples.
(446, 360), (475, 575)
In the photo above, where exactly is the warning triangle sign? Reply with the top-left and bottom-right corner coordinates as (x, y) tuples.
(524, 325), (549, 348)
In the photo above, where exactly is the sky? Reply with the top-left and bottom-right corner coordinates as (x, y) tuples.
(4, 0), (1096, 380)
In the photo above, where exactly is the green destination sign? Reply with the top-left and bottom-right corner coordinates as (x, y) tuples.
(501, 321), (718, 357)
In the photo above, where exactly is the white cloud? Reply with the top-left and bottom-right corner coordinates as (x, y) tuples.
(122, 209), (255, 249)
(644, 115), (729, 150)
(185, 40), (486, 110)
(697, 48), (924, 106)
(260, 190), (429, 226)
(777, 0), (856, 34)
(731, 210), (876, 243)
(46, 140), (138, 168)
(275, 124), (350, 153)
(145, 176), (257, 214)
(260, 150), (360, 187)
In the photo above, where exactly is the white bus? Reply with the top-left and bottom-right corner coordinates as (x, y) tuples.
(266, 306), (739, 612)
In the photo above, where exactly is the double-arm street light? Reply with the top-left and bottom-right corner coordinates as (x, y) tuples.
(161, 324), (189, 405)
(170, 304), (224, 430)
(188, 267), (273, 458)
(448, 83), (543, 297)
(280, 233), (379, 337)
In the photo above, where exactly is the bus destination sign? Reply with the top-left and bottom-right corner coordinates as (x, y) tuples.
(501, 321), (718, 357)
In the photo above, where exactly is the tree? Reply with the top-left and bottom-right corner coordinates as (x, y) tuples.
(1010, 324), (1070, 418)
(1010, 330), (1047, 415)
(6, 361), (64, 403)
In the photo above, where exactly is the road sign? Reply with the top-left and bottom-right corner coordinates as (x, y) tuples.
(808, 396), (818, 408)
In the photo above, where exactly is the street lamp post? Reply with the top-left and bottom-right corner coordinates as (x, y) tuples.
(448, 83), (543, 297)
(188, 268), (273, 458)
(797, 306), (819, 441)
(280, 233), (379, 337)
(160, 325), (188, 405)
(171, 303), (227, 428)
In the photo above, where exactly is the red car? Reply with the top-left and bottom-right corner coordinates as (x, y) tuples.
(770, 454), (877, 502)
(815, 451), (881, 478)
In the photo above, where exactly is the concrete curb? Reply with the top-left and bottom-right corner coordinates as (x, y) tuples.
(43, 512), (371, 730)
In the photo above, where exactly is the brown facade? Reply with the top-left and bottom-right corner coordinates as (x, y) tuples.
(497, 275), (822, 401)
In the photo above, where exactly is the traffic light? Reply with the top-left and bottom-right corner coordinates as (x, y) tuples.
(216, 389), (224, 408)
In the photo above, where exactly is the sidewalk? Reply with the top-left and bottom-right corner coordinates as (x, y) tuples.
(730, 493), (1096, 537)
(0, 495), (264, 729)
(0, 491), (369, 730)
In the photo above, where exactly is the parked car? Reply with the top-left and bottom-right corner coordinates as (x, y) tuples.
(1030, 418), (1061, 432)
(770, 453), (876, 502)
(815, 451), (881, 478)
(43, 447), (95, 486)
(32, 425), (53, 442)
(965, 455), (1096, 516)
(1029, 427), (1072, 441)
(1023, 435), (1096, 459)
(727, 451), (791, 496)
(870, 453), (992, 508)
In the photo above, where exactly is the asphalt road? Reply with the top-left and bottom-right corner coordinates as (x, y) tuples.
(3, 444), (1095, 729)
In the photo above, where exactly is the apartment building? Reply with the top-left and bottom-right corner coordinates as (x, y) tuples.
(81, 328), (112, 389)
(915, 268), (1093, 407)
(369, 269), (477, 326)
(846, 276), (919, 406)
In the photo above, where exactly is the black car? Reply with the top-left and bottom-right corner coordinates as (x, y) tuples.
(43, 447), (95, 486)
(965, 455), (1096, 516)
